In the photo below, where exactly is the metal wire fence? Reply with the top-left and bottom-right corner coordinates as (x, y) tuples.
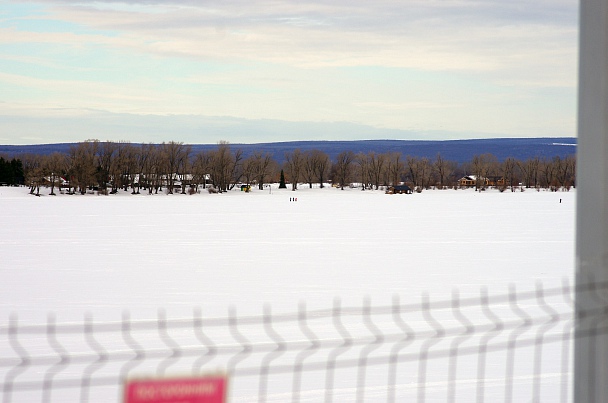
(1, 280), (606, 402)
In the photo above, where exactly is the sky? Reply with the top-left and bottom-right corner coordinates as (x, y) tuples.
(0, 0), (578, 145)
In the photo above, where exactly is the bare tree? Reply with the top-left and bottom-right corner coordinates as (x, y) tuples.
(302, 150), (316, 189)
(229, 148), (244, 191)
(367, 152), (387, 190)
(517, 157), (540, 188)
(208, 142), (229, 192)
(418, 158), (432, 189)
(159, 141), (189, 194)
(434, 153), (455, 189)
(178, 144), (192, 194)
(138, 144), (152, 192)
(386, 152), (404, 186)
(406, 156), (434, 191)
(155, 148), (168, 194)
(405, 156), (419, 188)
(191, 150), (211, 191)
(333, 151), (355, 190)
(97, 141), (116, 192)
(565, 155), (576, 188)
(69, 140), (99, 194)
(42, 153), (68, 195)
(284, 149), (304, 191)
(311, 150), (330, 188)
(553, 155), (576, 189)
(539, 158), (557, 189)
(139, 144), (162, 194)
(300, 150), (330, 189)
(251, 151), (275, 190)
(105, 141), (142, 194)
(208, 141), (243, 192)
(22, 153), (43, 195)
(355, 152), (370, 190)
(121, 143), (141, 194)
(241, 155), (257, 188)
(471, 154), (497, 191)
(500, 157), (518, 192)
(486, 154), (500, 180)
(110, 141), (131, 193)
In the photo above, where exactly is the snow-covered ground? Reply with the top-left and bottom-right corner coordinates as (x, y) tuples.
(0, 185), (574, 318)
(0, 185), (575, 401)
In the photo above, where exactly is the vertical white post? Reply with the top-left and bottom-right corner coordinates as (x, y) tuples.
(575, 0), (608, 401)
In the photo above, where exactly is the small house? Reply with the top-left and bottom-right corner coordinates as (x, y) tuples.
(458, 175), (505, 188)
(458, 175), (489, 187)
(386, 185), (412, 194)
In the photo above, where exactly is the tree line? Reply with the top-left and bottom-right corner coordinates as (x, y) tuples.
(0, 156), (24, 186)
(1, 140), (576, 195)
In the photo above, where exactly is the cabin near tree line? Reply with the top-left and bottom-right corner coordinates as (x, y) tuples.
(386, 185), (412, 194)
(457, 175), (506, 188)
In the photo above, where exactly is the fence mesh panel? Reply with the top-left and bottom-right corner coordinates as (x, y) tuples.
(1, 280), (606, 402)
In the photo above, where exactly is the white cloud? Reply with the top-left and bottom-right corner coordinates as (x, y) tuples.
(18, 0), (574, 77)
(355, 101), (464, 110)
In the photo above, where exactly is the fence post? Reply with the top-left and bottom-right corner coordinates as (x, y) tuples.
(575, 0), (608, 401)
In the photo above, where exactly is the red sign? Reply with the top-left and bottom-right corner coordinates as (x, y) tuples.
(124, 375), (227, 403)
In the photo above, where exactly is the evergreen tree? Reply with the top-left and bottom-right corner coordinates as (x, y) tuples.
(10, 158), (24, 185)
(279, 169), (287, 188)
(0, 158), (6, 185)
(0, 157), (23, 185)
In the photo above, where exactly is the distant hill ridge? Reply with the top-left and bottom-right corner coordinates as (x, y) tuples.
(0, 138), (576, 163)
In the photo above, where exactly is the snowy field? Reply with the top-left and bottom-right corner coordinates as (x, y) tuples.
(0, 185), (576, 401)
